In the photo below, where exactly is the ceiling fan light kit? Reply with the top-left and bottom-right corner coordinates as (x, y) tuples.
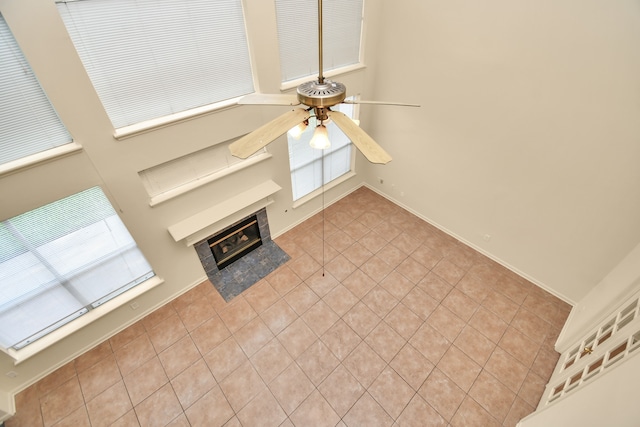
(229, 0), (418, 164)
(309, 124), (330, 149)
(287, 119), (308, 140)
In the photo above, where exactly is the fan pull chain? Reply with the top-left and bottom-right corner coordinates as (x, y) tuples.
(321, 149), (325, 277)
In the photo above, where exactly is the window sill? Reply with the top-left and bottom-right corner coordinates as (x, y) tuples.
(148, 152), (272, 207)
(280, 63), (366, 92)
(4, 275), (164, 364)
(0, 142), (83, 177)
(292, 171), (356, 209)
(113, 97), (244, 140)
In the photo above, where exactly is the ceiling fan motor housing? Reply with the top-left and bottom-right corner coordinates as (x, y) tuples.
(297, 80), (346, 108)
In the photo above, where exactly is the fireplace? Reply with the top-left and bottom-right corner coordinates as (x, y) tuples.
(208, 214), (262, 269)
(194, 207), (289, 301)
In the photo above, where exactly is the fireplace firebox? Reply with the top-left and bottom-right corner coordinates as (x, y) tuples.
(208, 214), (262, 269)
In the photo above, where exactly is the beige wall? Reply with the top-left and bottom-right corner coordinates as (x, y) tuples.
(518, 352), (640, 426)
(0, 0), (367, 396)
(518, 242), (640, 425)
(1, 0), (639, 412)
(362, 0), (640, 303)
(557, 242), (640, 352)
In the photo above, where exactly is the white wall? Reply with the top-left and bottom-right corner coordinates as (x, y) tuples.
(518, 351), (640, 427)
(362, 0), (640, 303)
(557, 242), (640, 352)
(0, 390), (13, 423)
(518, 242), (640, 425)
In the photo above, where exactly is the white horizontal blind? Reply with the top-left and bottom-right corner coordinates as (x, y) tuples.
(289, 102), (354, 200)
(0, 15), (72, 166)
(57, 0), (254, 128)
(275, 0), (363, 82)
(0, 187), (154, 349)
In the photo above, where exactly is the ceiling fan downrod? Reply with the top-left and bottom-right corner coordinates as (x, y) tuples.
(318, 0), (324, 84)
(229, 0), (398, 165)
(296, 0), (346, 115)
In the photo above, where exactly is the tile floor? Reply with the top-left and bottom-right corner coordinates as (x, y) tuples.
(6, 187), (571, 427)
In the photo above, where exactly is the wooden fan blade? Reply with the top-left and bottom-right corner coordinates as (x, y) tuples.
(238, 93), (301, 106)
(328, 110), (392, 164)
(229, 108), (310, 159)
(342, 99), (420, 107)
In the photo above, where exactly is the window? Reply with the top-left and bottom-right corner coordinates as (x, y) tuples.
(288, 102), (355, 201)
(0, 15), (72, 166)
(0, 187), (154, 350)
(275, 0), (363, 82)
(56, 0), (254, 129)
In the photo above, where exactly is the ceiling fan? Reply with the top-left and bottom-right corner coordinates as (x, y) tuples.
(229, 0), (419, 165)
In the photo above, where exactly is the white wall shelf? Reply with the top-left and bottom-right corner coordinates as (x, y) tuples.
(167, 180), (282, 246)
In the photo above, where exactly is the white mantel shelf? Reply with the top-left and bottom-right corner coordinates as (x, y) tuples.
(168, 180), (281, 246)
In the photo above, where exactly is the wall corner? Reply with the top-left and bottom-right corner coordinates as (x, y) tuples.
(0, 389), (15, 423)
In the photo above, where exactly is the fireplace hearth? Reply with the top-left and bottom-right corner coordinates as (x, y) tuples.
(194, 208), (289, 301)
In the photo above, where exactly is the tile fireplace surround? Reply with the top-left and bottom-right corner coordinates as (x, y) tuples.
(6, 186), (571, 427)
(194, 207), (289, 302)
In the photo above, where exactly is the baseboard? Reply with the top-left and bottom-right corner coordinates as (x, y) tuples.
(273, 181), (573, 304)
(362, 184), (575, 306)
(7, 275), (207, 398)
(271, 183), (365, 240)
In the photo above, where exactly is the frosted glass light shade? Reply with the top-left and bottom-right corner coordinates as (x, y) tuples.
(309, 125), (331, 150)
(309, 125), (330, 149)
(288, 121), (307, 139)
